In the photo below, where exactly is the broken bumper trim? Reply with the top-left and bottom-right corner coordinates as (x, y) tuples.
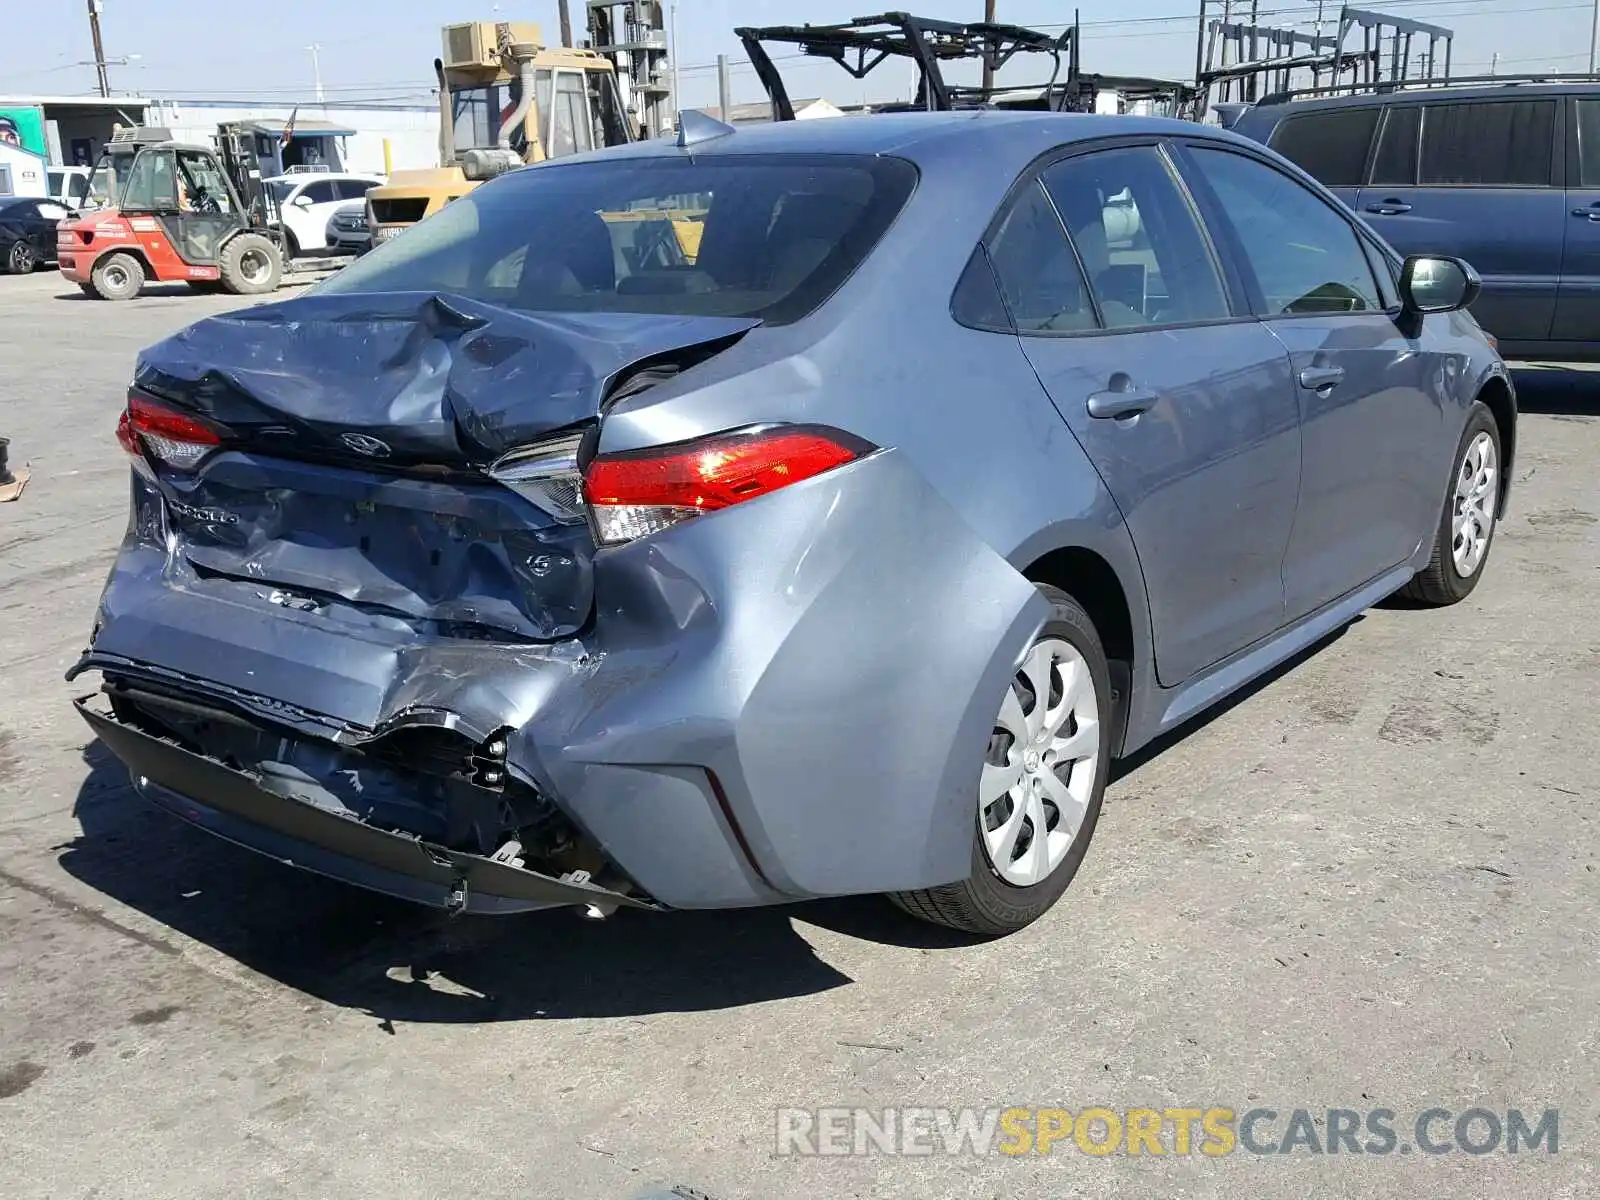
(76, 695), (659, 916)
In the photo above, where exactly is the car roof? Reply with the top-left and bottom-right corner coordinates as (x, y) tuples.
(580, 109), (1232, 164)
(1252, 79), (1600, 115)
(264, 172), (381, 184)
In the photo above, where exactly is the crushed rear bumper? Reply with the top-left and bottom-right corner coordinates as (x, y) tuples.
(76, 694), (656, 916)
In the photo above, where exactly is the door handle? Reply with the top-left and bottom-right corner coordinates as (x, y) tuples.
(1086, 385), (1159, 419)
(1365, 201), (1413, 216)
(1572, 208), (1600, 222)
(1298, 365), (1345, 392)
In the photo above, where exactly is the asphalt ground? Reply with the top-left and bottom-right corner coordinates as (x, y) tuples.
(1, 268), (1596, 1199)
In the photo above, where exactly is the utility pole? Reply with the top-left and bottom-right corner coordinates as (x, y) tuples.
(669, 2), (681, 117)
(717, 53), (731, 122)
(558, 0), (573, 48)
(1589, 0), (1598, 74)
(86, 0), (110, 98)
(981, 0), (997, 94)
(1489, 51), (1499, 75)
(307, 43), (324, 102)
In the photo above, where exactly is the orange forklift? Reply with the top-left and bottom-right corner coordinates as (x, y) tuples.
(59, 123), (322, 300)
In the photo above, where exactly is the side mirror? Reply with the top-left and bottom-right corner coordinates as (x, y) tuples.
(1399, 254), (1481, 316)
(292, 194), (314, 208)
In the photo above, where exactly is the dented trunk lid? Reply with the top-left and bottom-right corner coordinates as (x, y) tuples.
(114, 292), (758, 648)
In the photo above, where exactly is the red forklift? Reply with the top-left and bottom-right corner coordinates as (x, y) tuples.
(58, 123), (335, 300)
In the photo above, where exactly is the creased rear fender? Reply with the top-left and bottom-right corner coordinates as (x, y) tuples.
(529, 448), (1050, 900)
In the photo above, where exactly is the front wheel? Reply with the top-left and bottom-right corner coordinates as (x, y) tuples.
(1400, 401), (1501, 606)
(890, 583), (1111, 937)
(217, 232), (282, 295)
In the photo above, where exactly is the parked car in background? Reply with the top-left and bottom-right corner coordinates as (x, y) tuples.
(265, 173), (384, 256)
(75, 112), (1514, 938)
(325, 199), (372, 255)
(1231, 79), (1600, 361)
(0, 196), (72, 273)
(47, 166), (92, 210)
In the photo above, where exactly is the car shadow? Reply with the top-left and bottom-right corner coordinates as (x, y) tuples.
(58, 740), (859, 1025)
(1509, 362), (1600, 417)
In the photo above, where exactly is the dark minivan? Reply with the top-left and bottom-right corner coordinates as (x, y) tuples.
(1231, 81), (1600, 360)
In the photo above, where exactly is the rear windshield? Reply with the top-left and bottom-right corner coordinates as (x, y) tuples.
(316, 153), (918, 325)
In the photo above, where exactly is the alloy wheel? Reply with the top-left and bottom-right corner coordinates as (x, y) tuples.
(979, 637), (1102, 887)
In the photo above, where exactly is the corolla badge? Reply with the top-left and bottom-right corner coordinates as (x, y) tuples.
(340, 432), (391, 458)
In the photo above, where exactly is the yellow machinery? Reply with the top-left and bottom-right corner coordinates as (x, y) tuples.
(366, 21), (632, 244)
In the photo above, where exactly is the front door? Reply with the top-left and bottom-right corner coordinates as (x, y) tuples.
(984, 142), (1302, 687)
(1354, 96), (1565, 346)
(1554, 96), (1600, 343)
(1180, 142), (1446, 622)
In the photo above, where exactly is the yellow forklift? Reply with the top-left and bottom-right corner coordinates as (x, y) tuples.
(365, 21), (633, 245)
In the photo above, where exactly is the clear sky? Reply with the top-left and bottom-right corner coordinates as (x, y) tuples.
(1, 0), (1592, 112)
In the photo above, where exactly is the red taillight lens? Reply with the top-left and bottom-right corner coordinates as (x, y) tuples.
(583, 425), (872, 546)
(119, 391), (225, 471)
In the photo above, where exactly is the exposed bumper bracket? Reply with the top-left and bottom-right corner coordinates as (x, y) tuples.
(75, 695), (660, 916)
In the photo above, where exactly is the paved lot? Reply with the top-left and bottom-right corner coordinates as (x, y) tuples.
(1, 267), (1596, 1199)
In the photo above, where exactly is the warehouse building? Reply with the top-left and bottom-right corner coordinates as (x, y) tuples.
(0, 94), (441, 182)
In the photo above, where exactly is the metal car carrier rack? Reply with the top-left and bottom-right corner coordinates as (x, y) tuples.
(736, 11), (1196, 121)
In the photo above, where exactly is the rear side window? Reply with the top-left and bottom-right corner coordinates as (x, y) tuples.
(1369, 106), (1420, 185)
(301, 180), (338, 204)
(1042, 145), (1230, 329)
(318, 154), (918, 327)
(983, 180), (1095, 332)
(1268, 107), (1381, 187)
(1419, 100), (1556, 186)
(1579, 99), (1600, 187)
(1186, 147), (1383, 316)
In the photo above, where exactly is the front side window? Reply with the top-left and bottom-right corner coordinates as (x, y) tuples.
(300, 180), (338, 205)
(1419, 100), (1556, 186)
(1042, 145), (1230, 329)
(317, 154), (917, 327)
(983, 180), (1095, 332)
(1268, 107), (1381, 187)
(176, 150), (234, 213)
(1186, 147), (1384, 316)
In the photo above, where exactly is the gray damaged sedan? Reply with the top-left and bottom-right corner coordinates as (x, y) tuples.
(71, 111), (1515, 936)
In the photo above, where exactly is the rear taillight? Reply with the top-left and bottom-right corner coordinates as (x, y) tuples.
(118, 391), (225, 471)
(583, 425), (872, 546)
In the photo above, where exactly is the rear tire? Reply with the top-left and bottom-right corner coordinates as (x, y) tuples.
(89, 251), (144, 301)
(890, 584), (1112, 938)
(6, 240), (36, 274)
(217, 232), (281, 295)
(1400, 401), (1501, 607)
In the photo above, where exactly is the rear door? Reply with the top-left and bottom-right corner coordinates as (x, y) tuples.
(1182, 142), (1444, 620)
(1554, 94), (1600, 344)
(1355, 96), (1565, 345)
(987, 139), (1302, 686)
(1264, 102), (1383, 212)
